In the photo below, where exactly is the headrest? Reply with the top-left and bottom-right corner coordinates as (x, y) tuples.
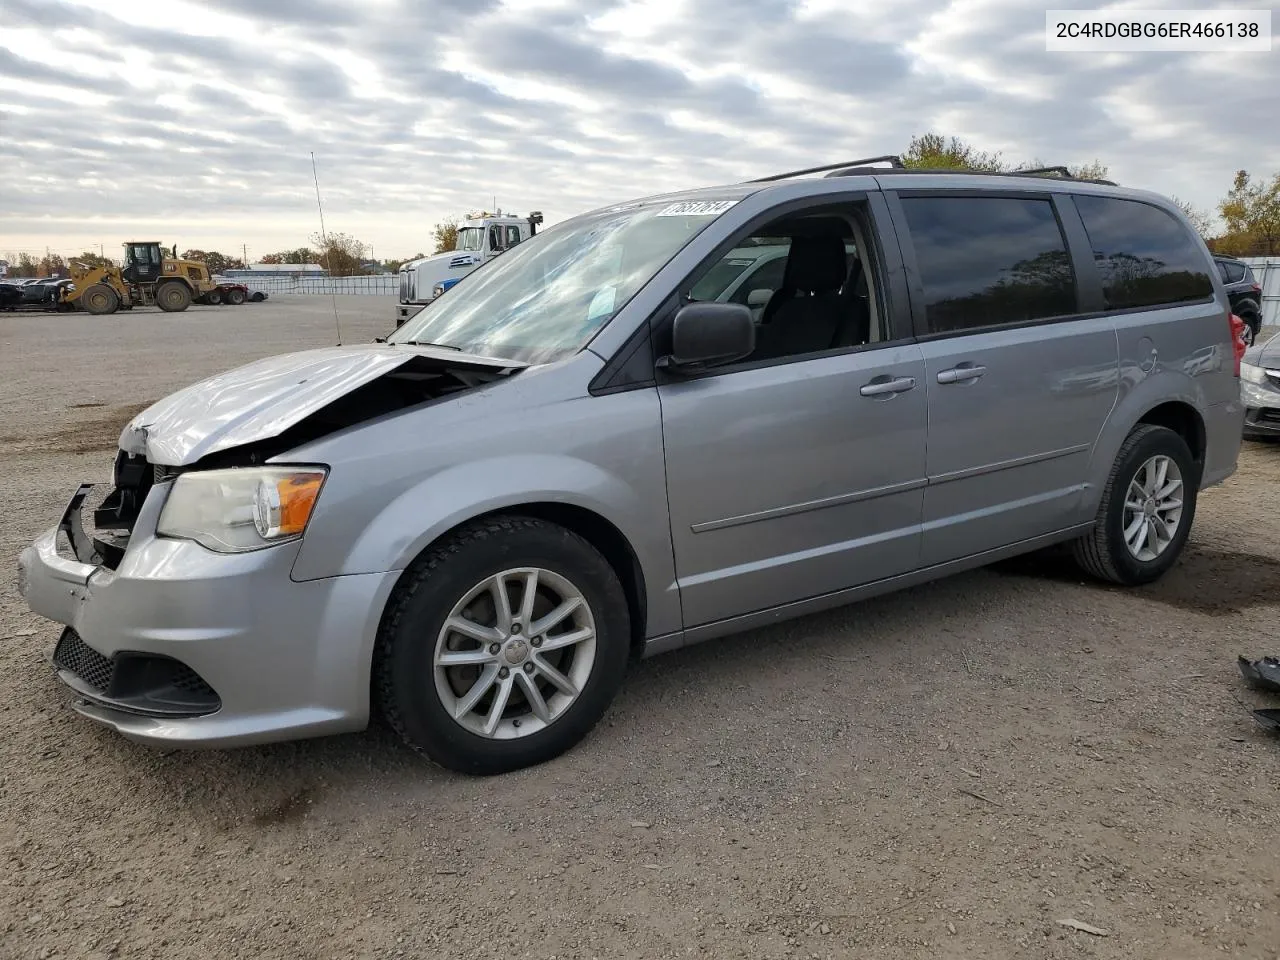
(783, 235), (847, 293)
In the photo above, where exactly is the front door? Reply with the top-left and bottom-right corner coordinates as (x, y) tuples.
(658, 196), (928, 628)
(889, 191), (1119, 566)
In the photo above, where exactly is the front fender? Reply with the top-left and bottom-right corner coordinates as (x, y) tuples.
(349, 453), (653, 575)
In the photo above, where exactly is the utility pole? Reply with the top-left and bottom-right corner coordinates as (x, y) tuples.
(243, 242), (248, 266)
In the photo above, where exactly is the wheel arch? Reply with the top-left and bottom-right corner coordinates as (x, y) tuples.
(377, 501), (649, 657)
(367, 502), (651, 726)
(1086, 381), (1209, 517)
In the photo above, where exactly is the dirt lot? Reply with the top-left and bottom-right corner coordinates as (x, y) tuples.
(2, 297), (1278, 960)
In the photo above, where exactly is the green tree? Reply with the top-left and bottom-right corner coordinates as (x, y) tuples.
(181, 250), (245, 275)
(432, 218), (460, 254)
(261, 248), (318, 265)
(38, 253), (67, 277)
(71, 250), (116, 270)
(309, 232), (366, 277)
(7, 253), (39, 277)
(902, 132), (1005, 172)
(1218, 169), (1280, 256)
(1170, 197), (1214, 239)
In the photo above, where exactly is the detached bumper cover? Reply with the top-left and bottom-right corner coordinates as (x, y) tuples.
(17, 484), (401, 748)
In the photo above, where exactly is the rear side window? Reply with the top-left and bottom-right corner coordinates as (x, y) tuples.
(1224, 261), (1247, 283)
(901, 196), (1077, 334)
(1074, 196), (1213, 309)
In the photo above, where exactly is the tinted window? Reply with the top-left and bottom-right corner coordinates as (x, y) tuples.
(1224, 261), (1246, 283)
(1075, 196), (1213, 309)
(901, 197), (1077, 333)
(1216, 261), (1232, 283)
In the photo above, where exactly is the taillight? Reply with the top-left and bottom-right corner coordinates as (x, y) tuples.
(1229, 312), (1247, 376)
(1252, 283), (1262, 294)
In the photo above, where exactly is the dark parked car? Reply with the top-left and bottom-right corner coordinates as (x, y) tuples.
(1215, 256), (1264, 345)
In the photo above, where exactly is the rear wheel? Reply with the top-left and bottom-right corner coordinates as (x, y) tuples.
(82, 283), (119, 315)
(155, 281), (192, 312)
(375, 516), (630, 775)
(1072, 424), (1197, 585)
(204, 290), (222, 305)
(225, 287), (246, 305)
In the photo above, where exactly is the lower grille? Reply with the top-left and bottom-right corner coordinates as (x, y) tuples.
(53, 629), (113, 692)
(50, 628), (220, 716)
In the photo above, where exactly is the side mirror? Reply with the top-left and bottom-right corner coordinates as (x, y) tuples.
(747, 288), (772, 308)
(663, 302), (755, 373)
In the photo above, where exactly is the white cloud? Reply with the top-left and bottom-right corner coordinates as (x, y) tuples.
(0, 0), (1276, 260)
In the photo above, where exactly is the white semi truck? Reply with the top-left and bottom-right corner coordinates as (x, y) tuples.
(396, 210), (543, 325)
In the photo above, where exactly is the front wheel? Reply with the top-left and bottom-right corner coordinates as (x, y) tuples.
(155, 281), (192, 312)
(81, 283), (119, 315)
(225, 287), (246, 305)
(1072, 424), (1198, 585)
(375, 516), (630, 775)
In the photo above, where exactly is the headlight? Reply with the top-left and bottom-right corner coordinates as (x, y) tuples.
(1240, 362), (1268, 385)
(157, 467), (327, 553)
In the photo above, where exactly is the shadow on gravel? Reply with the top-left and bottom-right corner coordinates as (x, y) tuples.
(992, 544), (1280, 616)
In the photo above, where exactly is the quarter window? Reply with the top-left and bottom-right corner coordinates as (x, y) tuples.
(1074, 196), (1213, 310)
(901, 196), (1077, 334)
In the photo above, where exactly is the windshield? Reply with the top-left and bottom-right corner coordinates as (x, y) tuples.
(388, 200), (735, 364)
(456, 227), (484, 252)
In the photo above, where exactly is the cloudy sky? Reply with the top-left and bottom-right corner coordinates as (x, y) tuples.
(1, 0), (1276, 263)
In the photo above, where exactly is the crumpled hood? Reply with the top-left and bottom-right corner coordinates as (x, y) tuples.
(119, 344), (522, 466)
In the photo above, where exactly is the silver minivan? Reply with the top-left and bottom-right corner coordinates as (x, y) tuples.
(19, 157), (1247, 774)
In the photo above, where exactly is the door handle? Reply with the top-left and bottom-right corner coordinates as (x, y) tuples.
(937, 364), (987, 384)
(859, 376), (917, 397)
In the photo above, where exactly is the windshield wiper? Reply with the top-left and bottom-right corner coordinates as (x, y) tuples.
(403, 340), (461, 351)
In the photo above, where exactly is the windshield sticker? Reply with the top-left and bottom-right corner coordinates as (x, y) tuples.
(654, 199), (740, 218)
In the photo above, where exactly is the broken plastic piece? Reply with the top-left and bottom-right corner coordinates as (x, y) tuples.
(1237, 656), (1280, 694)
(1253, 709), (1280, 734)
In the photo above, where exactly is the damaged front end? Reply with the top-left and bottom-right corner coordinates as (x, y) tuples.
(87, 345), (526, 568)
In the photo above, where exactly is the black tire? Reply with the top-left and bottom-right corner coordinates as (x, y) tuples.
(155, 281), (192, 312)
(225, 287), (246, 305)
(1237, 302), (1261, 345)
(81, 283), (119, 315)
(375, 516), (630, 775)
(1072, 424), (1198, 585)
(250, 291), (267, 302)
(205, 290), (222, 305)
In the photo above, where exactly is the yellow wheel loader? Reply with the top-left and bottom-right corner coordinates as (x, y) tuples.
(64, 242), (217, 315)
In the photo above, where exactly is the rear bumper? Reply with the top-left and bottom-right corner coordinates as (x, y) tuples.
(1201, 399), (1246, 487)
(17, 485), (401, 748)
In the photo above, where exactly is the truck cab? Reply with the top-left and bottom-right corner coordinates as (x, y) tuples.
(396, 211), (543, 325)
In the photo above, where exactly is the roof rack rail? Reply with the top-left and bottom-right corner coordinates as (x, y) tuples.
(749, 155), (904, 183)
(818, 166), (1118, 186)
(1014, 166), (1073, 178)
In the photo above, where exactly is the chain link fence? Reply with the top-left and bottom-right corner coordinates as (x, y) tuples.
(223, 274), (399, 296)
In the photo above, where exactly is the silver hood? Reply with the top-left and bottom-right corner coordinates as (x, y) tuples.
(119, 344), (523, 466)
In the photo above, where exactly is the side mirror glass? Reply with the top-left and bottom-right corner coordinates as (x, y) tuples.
(665, 302), (755, 372)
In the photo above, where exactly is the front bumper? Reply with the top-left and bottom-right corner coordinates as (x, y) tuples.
(1244, 407), (1280, 439)
(396, 301), (429, 326)
(17, 483), (400, 748)
(1242, 377), (1280, 440)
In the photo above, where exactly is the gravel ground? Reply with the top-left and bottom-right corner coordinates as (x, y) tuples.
(2, 299), (1278, 960)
